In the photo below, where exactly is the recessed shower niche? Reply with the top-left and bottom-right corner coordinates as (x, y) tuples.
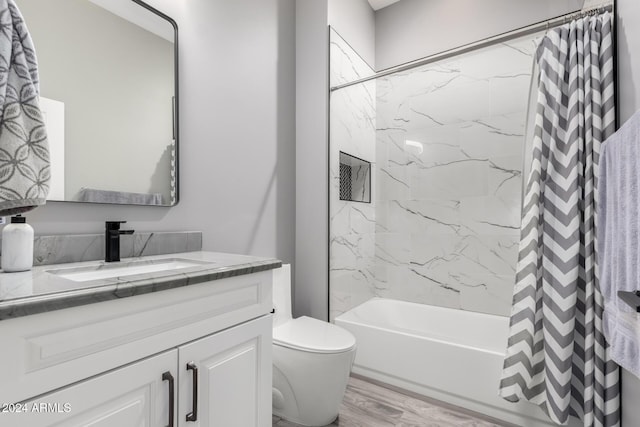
(339, 152), (371, 203)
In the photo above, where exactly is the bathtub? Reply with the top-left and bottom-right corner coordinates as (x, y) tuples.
(335, 298), (579, 427)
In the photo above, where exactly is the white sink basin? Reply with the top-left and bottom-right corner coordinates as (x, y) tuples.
(48, 259), (209, 282)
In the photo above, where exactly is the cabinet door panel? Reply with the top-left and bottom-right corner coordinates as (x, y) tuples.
(4, 350), (177, 427)
(178, 316), (271, 427)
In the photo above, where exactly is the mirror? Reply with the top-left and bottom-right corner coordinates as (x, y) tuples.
(16, 0), (178, 206)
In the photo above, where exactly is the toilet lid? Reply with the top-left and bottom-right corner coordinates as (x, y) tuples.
(273, 316), (356, 354)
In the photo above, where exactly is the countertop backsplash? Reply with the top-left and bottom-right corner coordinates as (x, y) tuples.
(0, 231), (202, 267)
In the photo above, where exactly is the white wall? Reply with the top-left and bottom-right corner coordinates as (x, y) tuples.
(618, 0), (640, 124)
(375, 0), (583, 70)
(295, 0), (329, 320)
(615, 0), (640, 423)
(24, 0), (296, 267)
(328, 0), (375, 68)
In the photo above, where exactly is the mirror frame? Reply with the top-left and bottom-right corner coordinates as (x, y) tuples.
(50, 0), (180, 207)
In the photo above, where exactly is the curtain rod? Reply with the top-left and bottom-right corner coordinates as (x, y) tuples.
(330, 3), (614, 92)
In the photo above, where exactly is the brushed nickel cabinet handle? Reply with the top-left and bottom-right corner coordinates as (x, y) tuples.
(186, 362), (198, 422)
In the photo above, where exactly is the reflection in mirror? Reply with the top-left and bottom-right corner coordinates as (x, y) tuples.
(17, 0), (178, 206)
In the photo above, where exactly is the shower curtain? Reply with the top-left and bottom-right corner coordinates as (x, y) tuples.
(499, 12), (619, 427)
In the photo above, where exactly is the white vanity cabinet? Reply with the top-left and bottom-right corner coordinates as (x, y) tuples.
(6, 316), (271, 427)
(10, 350), (178, 427)
(178, 316), (271, 427)
(0, 265), (275, 427)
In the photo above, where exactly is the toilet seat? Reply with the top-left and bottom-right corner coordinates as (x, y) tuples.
(273, 316), (356, 354)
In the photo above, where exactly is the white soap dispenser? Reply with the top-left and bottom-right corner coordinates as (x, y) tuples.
(1, 214), (34, 272)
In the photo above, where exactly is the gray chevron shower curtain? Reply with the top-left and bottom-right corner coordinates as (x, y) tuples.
(499, 12), (619, 427)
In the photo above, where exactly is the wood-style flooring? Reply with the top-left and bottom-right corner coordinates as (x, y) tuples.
(272, 376), (515, 427)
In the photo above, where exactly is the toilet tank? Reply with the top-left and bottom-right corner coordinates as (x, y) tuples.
(272, 264), (293, 327)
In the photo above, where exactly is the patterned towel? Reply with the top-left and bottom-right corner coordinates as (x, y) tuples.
(0, 0), (49, 216)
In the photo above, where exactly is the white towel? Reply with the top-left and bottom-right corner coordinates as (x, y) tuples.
(74, 188), (165, 206)
(0, 0), (49, 216)
(597, 110), (640, 379)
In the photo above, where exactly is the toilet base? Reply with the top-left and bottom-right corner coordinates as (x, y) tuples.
(273, 410), (338, 427)
(272, 344), (355, 427)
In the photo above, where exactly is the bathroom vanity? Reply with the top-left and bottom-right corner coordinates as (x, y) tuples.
(0, 251), (280, 426)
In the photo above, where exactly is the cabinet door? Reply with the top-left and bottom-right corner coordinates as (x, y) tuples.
(4, 350), (178, 427)
(178, 316), (271, 427)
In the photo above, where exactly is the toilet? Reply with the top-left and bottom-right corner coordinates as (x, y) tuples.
(271, 264), (356, 426)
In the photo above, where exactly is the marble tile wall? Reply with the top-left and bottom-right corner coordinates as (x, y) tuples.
(329, 30), (543, 319)
(374, 34), (541, 317)
(329, 29), (376, 321)
(348, 163), (371, 202)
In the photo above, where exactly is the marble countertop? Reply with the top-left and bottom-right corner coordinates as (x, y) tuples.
(0, 251), (281, 320)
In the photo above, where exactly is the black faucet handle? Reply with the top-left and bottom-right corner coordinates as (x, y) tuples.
(104, 221), (134, 263)
(106, 221), (128, 231)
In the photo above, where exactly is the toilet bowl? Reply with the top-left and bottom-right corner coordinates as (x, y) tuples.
(272, 265), (356, 426)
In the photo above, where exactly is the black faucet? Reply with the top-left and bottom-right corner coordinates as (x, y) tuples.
(105, 221), (135, 262)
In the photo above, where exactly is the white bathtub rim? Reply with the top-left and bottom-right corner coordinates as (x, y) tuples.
(339, 297), (508, 322)
(335, 298), (507, 356)
(338, 317), (505, 356)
